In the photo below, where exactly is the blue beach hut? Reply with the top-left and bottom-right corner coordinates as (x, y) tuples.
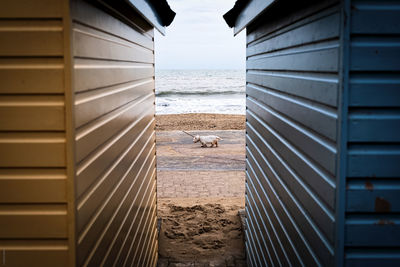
(224, 0), (400, 266)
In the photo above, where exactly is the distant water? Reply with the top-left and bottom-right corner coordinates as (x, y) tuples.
(155, 69), (246, 115)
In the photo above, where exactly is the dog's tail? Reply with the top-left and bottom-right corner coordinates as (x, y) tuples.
(216, 136), (223, 140)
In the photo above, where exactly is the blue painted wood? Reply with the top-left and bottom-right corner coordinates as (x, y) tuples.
(348, 109), (400, 142)
(344, 0), (400, 265)
(241, 0), (400, 266)
(347, 179), (400, 212)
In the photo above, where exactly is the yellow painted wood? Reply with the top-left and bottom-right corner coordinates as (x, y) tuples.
(0, 205), (67, 238)
(0, 169), (67, 203)
(0, 95), (65, 131)
(74, 59), (153, 93)
(0, 20), (63, 56)
(0, 240), (68, 267)
(0, 58), (64, 94)
(0, 133), (66, 167)
(74, 79), (153, 128)
(73, 24), (153, 63)
(0, 0), (62, 18)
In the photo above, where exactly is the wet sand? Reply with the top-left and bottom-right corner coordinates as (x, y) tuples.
(156, 113), (246, 131)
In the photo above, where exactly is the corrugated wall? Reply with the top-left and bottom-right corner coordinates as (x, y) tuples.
(245, 1), (340, 266)
(71, 0), (158, 266)
(344, 0), (400, 265)
(0, 0), (72, 266)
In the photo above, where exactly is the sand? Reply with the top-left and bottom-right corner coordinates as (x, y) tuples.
(158, 198), (246, 266)
(156, 113), (246, 131)
(156, 113), (246, 266)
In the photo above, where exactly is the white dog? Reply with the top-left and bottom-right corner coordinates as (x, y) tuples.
(193, 135), (223, 148)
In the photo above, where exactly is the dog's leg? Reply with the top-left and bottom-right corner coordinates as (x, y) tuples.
(215, 140), (218, 147)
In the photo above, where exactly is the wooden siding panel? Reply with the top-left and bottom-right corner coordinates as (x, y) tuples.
(247, 42), (339, 72)
(74, 59), (153, 93)
(0, 241), (68, 267)
(0, 0), (62, 18)
(345, 1), (400, 265)
(0, 95), (65, 131)
(0, 133), (65, 167)
(73, 24), (153, 63)
(71, 0), (153, 49)
(75, 94), (153, 163)
(0, 20), (63, 56)
(0, 3), (69, 264)
(247, 70), (338, 107)
(0, 58), (64, 94)
(74, 78), (153, 128)
(245, 5), (340, 266)
(0, 169), (66, 203)
(72, 1), (157, 265)
(0, 205), (67, 238)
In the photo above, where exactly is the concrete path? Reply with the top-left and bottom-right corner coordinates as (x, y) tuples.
(156, 130), (246, 198)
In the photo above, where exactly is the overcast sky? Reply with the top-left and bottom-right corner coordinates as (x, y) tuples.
(154, 0), (246, 70)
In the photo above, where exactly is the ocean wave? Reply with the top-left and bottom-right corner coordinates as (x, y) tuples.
(156, 90), (244, 97)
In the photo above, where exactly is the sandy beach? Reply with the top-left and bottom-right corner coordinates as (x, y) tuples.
(156, 113), (246, 266)
(156, 113), (246, 131)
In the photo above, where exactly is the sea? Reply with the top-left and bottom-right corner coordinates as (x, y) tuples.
(155, 69), (246, 115)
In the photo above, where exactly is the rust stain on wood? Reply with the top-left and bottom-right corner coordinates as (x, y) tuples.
(365, 180), (374, 191)
(375, 197), (391, 213)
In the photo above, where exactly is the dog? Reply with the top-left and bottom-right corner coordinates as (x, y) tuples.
(193, 135), (223, 148)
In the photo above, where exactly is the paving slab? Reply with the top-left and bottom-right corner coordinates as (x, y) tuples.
(156, 130), (245, 198)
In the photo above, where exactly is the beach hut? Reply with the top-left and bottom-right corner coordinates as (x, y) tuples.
(0, 0), (174, 266)
(224, 0), (400, 266)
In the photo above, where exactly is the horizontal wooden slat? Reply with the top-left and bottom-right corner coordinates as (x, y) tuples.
(76, 117), (154, 198)
(85, 162), (156, 266)
(247, 97), (337, 174)
(247, 70), (339, 107)
(0, 0), (62, 18)
(0, 95), (64, 131)
(349, 73), (400, 107)
(0, 240), (68, 267)
(76, 125), (155, 232)
(347, 145), (400, 177)
(247, 12), (340, 57)
(71, 1), (153, 49)
(77, 147), (155, 266)
(351, 37), (400, 71)
(247, 42), (339, 72)
(348, 109), (400, 142)
(74, 78), (153, 128)
(74, 59), (153, 93)
(247, 84), (338, 142)
(245, 151), (324, 266)
(0, 204), (67, 238)
(246, 126), (335, 247)
(102, 172), (156, 266)
(73, 23), (153, 63)
(246, 110), (336, 208)
(0, 20), (62, 56)
(0, 58), (64, 94)
(0, 133), (65, 167)
(351, 4), (400, 34)
(347, 179), (400, 212)
(345, 249), (400, 267)
(345, 215), (400, 247)
(246, 184), (281, 266)
(0, 169), (66, 203)
(76, 94), (153, 163)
